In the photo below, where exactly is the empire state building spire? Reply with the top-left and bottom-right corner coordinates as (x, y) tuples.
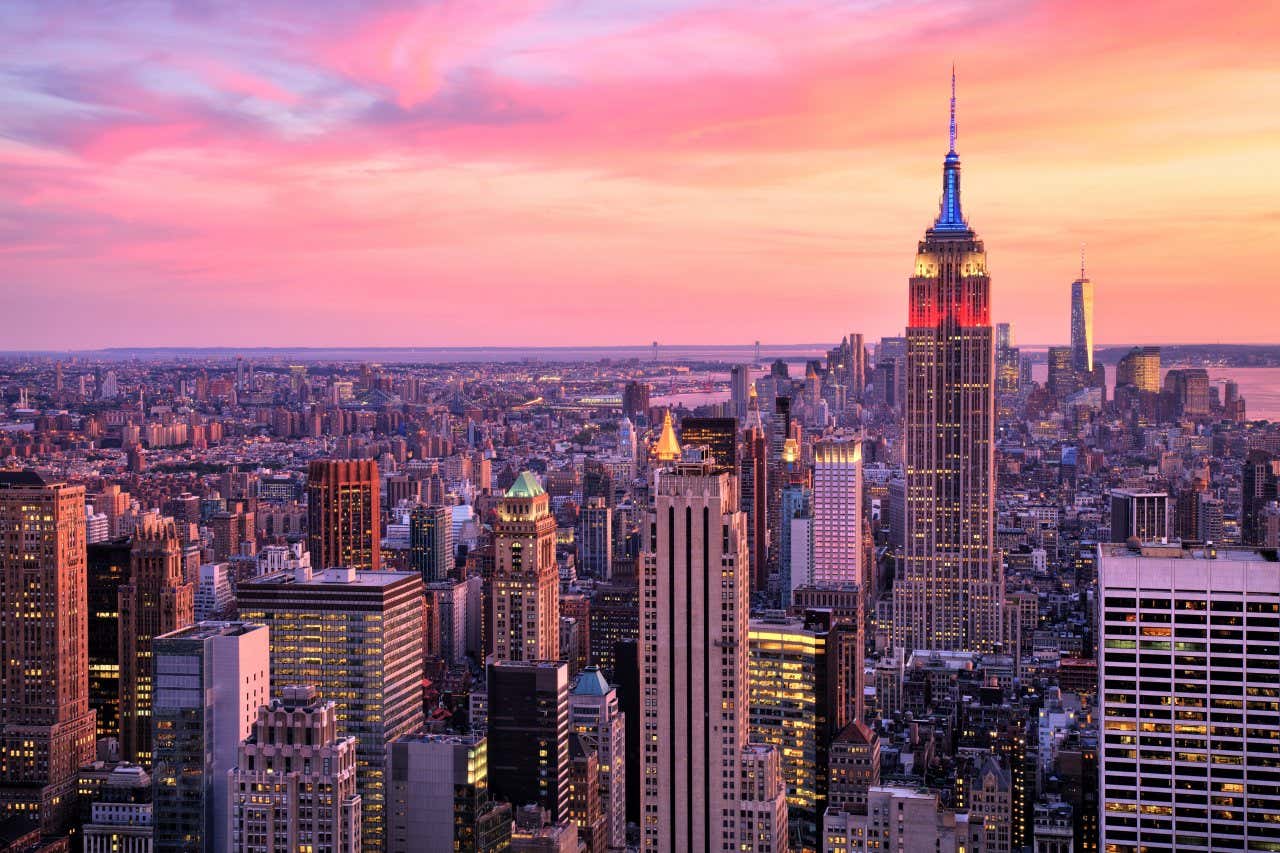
(934, 64), (968, 232)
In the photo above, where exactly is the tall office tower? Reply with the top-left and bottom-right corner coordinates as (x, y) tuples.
(237, 567), (425, 853)
(641, 458), (788, 853)
(1070, 260), (1095, 373)
(1108, 490), (1171, 543)
(151, 622), (270, 853)
(740, 396), (770, 595)
(568, 734), (607, 853)
(749, 612), (858, 849)
(230, 685), (361, 853)
(780, 482), (814, 604)
(812, 439), (863, 588)
(87, 538), (131, 741)
(0, 472), (96, 831)
(730, 365), (751, 420)
(488, 660), (571, 822)
(995, 323), (1021, 397)
(493, 472), (560, 662)
(578, 498), (614, 580)
(425, 579), (468, 665)
(387, 734), (511, 853)
(1114, 346), (1160, 394)
(1242, 451), (1279, 545)
(119, 515), (195, 765)
(622, 381), (651, 423)
(1046, 345), (1079, 400)
(895, 73), (1003, 654)
(1098, 543), (1280, 853)
(306, 459), (381, 572)
(569, 668), (626, 850)
(848, 333), (867, 400)
(679, 417), (738, 472)
(409, 504), (454, 581)
(193, 562), (233, 621)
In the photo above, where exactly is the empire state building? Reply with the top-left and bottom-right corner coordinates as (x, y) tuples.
(893, 71), (1003, 653)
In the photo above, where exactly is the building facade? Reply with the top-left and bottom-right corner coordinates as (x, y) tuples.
(492, 472), (560, 662)
(1098, 543), (1280, 853)
(306, 459), (381, 572)
(641, 457), (788, 852)
(151, 622), (270, 853)
(237, 567), (425, 853)
(895, 76), (1003, 653)
(0, 471), (97, 831)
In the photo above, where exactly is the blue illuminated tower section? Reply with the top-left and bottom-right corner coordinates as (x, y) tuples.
(893, 70), (1003, 653)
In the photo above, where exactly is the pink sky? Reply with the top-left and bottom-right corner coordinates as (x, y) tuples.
(2, 0), (1278, 350)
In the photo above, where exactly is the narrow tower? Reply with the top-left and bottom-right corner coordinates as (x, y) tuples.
(893, 70), (1003, 653)
(1070, 246), (1095, 373)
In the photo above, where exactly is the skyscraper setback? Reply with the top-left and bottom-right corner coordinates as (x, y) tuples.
(894, 73), (1003, 653)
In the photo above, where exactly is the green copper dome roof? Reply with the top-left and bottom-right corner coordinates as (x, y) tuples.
(505, 470), (545, 499)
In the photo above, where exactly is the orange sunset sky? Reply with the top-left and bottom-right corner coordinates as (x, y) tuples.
(1, 0), (1278, 350)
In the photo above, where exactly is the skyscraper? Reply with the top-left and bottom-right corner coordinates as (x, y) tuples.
(492, 472), (560, 662)
(87, 538), (130, 742)
(1070, 257), (1095, 374)
(730, 365), (751, 420)
(119, 514), (195, 765)
(811, 439), (863, 589)
(488, 660), (570, 822)
(386, 734), (510, 853)
(1098, 543), (1280, 853)
(641, 457), (788, 853)
(578, 498), (614, 580)
(409, 504), (454, 582)
(230, 685), (362, 853)
(151, 621), (270, 853)
(1114, 346), (1160, 394)
(306, 459), (381, 572)
(0, 471), (97, 831)
(679, 417), (737, 472)
(895, 71), (1003, 653)
(1242, 450), (1279, 546)
(568, 667), (626, 851)
(237, 567), (425, 853)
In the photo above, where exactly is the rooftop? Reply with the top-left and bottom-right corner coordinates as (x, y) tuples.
(505, 470), (545, 499)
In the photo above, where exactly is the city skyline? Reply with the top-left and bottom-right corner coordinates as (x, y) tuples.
(3, 1), (1279, 349)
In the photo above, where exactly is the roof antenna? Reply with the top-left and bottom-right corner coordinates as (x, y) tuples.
(1080, 243), (1086, 280)
(949, 63), (957, 154)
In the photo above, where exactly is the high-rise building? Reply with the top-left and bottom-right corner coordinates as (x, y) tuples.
(622, 381), (650, 423)
(409, 504), (454, 582)
(1242, 451), (1280, 545)
(1098, 543), (1280, 853)
(1108, 490), (1171, 543)
(306, 459), (381, 572)
(679, 417), (737, 472)
(1046, 345), (1080, 400)
(492, 472), (560, 662)
(1114, 346), (1160, 394)
(812, 439), (863, 589)
(730, 365), (751, 421)
(1070, 262), (1095, 374)
(237, 567), (425, 853)
(895, 73), (1003, 653)
(740, 403), (770, 595)
(386, 733), (511, 853)
(749, 611), (860, 848)
(641, 458), (788, 852)
(120, 515), (195, 765)
(568, 734), (606, 853)
(230, 685), (361, 853)
(0, 471), (97, 831)
(151, 622), (270, 853)
(488, 660), (571, 822)
(193, 562), (233, 621)
(87, 538), (131, 742)
(578, 498), (614, 581)
(425, 578), (468, 665)
(568, 668), (626, 850)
